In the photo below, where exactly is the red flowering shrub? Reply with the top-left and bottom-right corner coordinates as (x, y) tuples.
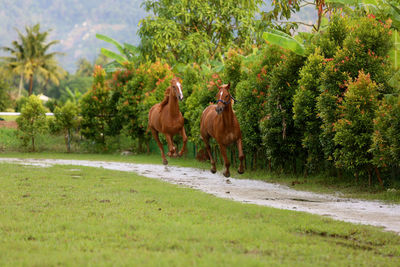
(333, 72), (379, 182)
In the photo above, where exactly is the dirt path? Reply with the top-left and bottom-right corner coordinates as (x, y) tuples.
(1, 157), (399, 234)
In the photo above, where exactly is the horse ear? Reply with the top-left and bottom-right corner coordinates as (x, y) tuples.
(227, 83), (231, 90)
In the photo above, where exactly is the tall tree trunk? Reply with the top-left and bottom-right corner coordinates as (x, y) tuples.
(28, 74), (34, 96)
(18, 72), (24, 97)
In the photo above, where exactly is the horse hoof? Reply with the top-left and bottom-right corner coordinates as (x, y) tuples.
(223, 171), (230, 178)
(163, 159), (168, 165)
(238, 169), (244, 174)
(210, 168), (216, 174)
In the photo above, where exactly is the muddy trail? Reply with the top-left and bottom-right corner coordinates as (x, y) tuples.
(1, 158), (399, 234)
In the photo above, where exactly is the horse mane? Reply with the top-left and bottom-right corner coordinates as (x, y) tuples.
(159, 86), (171, 110)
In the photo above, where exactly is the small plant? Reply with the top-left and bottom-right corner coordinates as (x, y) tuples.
(16, 95), (48, 151)
(50, 101), (80, 152)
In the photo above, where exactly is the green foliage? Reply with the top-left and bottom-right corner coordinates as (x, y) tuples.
(235, 45), (284, 158)
(1, 23), (65, 96)
(0, 78), (11, 111)
(80, 66), (113, 147)
(371, 95), (400, 169)
(47, 74), (92, 104)
(223, 49), (243, 93)
(185, 70), (220, 145)
(311, 13), (349, 58)
(260, 52), (305, 169)
(96, 33), (142, 71)
(333, 72), (379, 177)
(317, 15), (394, 162)
(75, 58), (93, 77)
(262, 29), (306, 56)
(50, 101), (80, 152)
(293, 49), (325, 172)
(16, 95), (48, 151)
(138, 0), (263, 63)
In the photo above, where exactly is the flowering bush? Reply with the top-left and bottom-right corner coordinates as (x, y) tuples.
(235, 45), (283, 163)
(333, 72), (379, 181)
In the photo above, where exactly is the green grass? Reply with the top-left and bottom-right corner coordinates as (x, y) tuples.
(0, 162), (399, 266)
(1, 151), (399, 204)
(0, 115), (18, 121)
(0, 124), (399, 203)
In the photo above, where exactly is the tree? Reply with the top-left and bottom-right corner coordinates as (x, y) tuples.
(293, 48), (325, 172)
(260, 52), (305, 171)
(333, 72), (381, 185)
(75, 58), (93, 77)
(1, 24), (64, 96)
(138, 0), (263, 63)
(1, 33), (26, 97)
(51, 101), (80, 152)
(0, 77), (11, 111)
(16, 95), (48, 151)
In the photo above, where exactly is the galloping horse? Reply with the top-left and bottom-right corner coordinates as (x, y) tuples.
(148, 77), (187, 165)
(200, 83), (244, 177)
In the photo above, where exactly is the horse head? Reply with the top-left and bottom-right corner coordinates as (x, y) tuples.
(171, 77), (183, 101)
(215, 83), (231, 115)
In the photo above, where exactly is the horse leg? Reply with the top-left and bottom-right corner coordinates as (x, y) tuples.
(202, 135), (216, 173)
(219, 144), (230, 177)
(237, 138), (245, 174)
(150, 128), (168, 165)
(178, 127), (187, 157)
(165, 134), (177, 157)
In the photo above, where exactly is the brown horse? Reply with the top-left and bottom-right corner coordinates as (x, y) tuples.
(200, 83), (244, 177)
(148, 77), (187, 165)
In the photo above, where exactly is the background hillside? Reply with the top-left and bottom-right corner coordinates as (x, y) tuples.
(0, 0), (146, 72)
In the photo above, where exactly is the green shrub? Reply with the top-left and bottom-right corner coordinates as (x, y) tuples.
(223, 49), (243, 93)
(184, 72), (219, 145)
(293, 48), (325, 172)
(317, 15), (394, 163)
(0, 79), (11, 111)
(371, 95), (400, 171)
(51, 101), (80, 152)
(259, 52), (305, 170)
(235, 45), (284, 165)
(16, 95), (48, 151)
(333, 72), (379, 181)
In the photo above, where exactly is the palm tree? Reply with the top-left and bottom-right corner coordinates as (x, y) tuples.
(1, 39), (26, 97)
(1, 24), (65, 96)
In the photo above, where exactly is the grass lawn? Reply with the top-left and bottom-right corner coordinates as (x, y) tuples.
(0, 162), (399, 266)
(0, 151), (399, 204)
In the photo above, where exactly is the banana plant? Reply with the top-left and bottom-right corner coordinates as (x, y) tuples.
(262, 28), (306, 56)
(96, 33), (141, 71)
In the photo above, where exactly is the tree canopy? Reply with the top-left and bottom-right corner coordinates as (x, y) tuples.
(138, 0), (263, 64)
(1, 24), (65, 96)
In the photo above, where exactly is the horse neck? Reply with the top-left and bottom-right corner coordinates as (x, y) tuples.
(221, 102), (234, 126)
(167, 88), (180, 116)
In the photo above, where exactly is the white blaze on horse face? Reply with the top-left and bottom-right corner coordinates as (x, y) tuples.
(177, 81), (183, 99)
(219, 91), (223, 100)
